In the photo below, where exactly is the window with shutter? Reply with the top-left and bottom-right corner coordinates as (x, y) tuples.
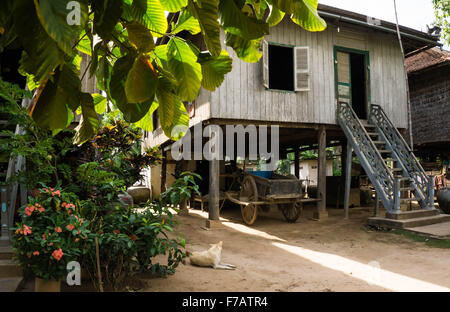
(262, 42), (310, 92)
(262, 40), (269, 88)
(294, 47), (310, 91)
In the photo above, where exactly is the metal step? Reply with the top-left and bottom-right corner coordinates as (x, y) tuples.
(378, 150), (392, 154)
(391, 168), (403, 172)
(367, 132), (379, 136)
(400, 197), (419, 202)
(373, 141), (386, 145)
(399, 187), (414, 191)
(363, 124), (376, 129)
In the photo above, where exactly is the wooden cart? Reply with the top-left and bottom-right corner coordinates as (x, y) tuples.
(226, 171), (309, 225)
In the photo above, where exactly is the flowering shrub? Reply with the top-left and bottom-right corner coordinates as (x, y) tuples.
(11, 186), (91, 281)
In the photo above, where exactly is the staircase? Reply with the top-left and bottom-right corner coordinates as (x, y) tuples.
(337, 102), (450, 228)
(0, 103), (25, 291)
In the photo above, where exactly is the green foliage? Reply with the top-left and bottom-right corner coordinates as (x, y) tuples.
(0, 80), (74, 189)
(82, 172), (198, 291)
(433, 0), (450, 45)
(11, 186), (91, 281)
(0, 0), (326, 144)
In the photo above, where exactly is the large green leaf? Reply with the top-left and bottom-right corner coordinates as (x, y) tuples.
(93, 0), (123, 39)
(133, 101), (159, 132)
(154, 44), (169, 69)
(218, 0), (269, 40)
(29, 79), (69, 130)
(33, 0), (88, 56)
(167, 37), (202, 102)
(273, 0), (326, 31)
(109, 55), (153, 123)
(198, 50), (232, 91)
(28, 63), (81, 130)
(126, 22), (155, 53)
(76, 30), (93, 56)
(187, 0), (221, 57)
(156, 77), (189, 140)
(267, 4), (285, 27)
(92, 93), (108, 114)
(128, 0), (168, 37)
(172, 11), (201, 35)
(58, 63), (82, 111)
(73, 93), (100, 145)
(125, 55), (158, 103)
(225, 33), (262, 63)
(13, 1), (65, 84)
(160, 0), (188, 12)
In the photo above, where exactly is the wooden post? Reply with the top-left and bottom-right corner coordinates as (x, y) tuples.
(1, 185), (9, 241)
(344, 142), (352, 219)
(314, 126), (328, 219)
(374, 192), (379, 217)
(207, 159), (220, 227)
(294, 149), (300, 179)
(161, 151), (167, 194)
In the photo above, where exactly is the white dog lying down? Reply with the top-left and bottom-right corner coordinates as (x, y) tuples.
(188, 241), (236, 270)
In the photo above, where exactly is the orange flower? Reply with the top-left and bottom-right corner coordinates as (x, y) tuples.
(49, 242), (53, 246)
(51, 249), (64, 261)
(74, 238), (80, 243)
(129, 235), (137, 241)
(23, 225), (32, 235)
(54, 227), (62, 233)
(42, 234), (46, 240)
(52, 190), (61, 197)
(113, 230), (120, 234)
(33, 251), (39, 256)
(24, 205), (35, 216)
(66, 224), (75, 231)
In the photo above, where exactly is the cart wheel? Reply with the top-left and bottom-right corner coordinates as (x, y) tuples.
(241, 203), (258, 225)
(280, 199), (302, 223)
(240, 175), (258, 225)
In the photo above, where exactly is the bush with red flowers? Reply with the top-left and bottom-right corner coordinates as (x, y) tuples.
(11, 185), (91, 281)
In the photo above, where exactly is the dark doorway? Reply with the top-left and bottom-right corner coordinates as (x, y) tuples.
(349, 53), (367, 119)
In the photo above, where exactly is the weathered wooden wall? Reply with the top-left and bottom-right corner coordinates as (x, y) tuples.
(146, 17), (409, 148)
(209, 18), (408, 128)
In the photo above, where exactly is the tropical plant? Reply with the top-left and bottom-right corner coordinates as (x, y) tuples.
(0, 0), (326, 145)
(78, 118), (162, 188)
(82, 172), (199, 291)
(433, 0), (450, 45)
(0, 77), (76, 189)
(11, 185), (91, 281)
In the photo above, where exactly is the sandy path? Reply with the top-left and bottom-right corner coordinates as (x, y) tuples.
(141, 205), (450, 292)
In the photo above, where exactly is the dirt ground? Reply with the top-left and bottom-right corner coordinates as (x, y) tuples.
(141, 204), (450, 292)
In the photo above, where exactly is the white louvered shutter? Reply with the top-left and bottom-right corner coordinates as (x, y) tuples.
(294, 46), (310, 91)
(262, 40), (269, 88)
